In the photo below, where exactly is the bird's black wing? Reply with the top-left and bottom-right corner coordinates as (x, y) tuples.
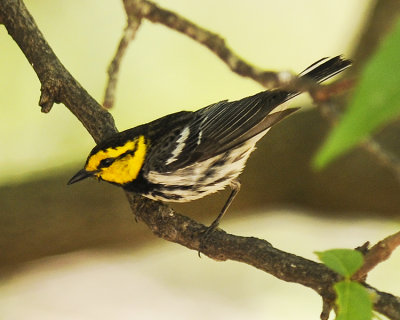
(162, 90), (295, 171)
(149, 56), (351, 172)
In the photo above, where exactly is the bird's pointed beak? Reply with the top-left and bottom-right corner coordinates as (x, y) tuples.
(67, 169), (94, 185)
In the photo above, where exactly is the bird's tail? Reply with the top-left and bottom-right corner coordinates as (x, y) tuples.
(297, 55), (352, 83)
(281, 55), (351, 102)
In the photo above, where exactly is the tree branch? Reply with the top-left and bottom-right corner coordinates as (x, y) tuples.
(1, 0), (399, 319)
(127, 194), (339, 290)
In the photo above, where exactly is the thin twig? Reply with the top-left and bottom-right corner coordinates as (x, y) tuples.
(320, 298), (334, 320)
(310, 78), (356, 104)
(318, 98), (400, 182)
(103, 19), (142, 109)
(122, 0), (327, 92)
(362, 140), (400, 181)
(103, 0), (144, 109)
(352, 231), (400, 281)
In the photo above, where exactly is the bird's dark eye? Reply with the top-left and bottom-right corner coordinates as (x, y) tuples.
(99, 158), (115, 168)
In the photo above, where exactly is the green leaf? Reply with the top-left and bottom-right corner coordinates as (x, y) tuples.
(315, 249), (363, 278)
(335, 281), (373, 320)
(314, 18), (400, 169)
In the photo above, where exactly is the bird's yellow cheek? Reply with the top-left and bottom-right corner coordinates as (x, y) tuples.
(98, 153), (146, 185)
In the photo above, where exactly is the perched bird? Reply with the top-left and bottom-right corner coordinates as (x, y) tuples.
(69, 56), (351, 233)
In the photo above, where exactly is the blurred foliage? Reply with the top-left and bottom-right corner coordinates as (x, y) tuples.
(315, 249), (363, 277)
(317, 249), (373, 320)
(315, 18), (400, 168)
(334, 281), (372, 320)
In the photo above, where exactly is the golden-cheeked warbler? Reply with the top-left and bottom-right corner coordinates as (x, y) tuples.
(69, 56), (351, 232)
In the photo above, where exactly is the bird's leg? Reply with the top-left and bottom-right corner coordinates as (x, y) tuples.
(199, 179), (241, 254)
(208, 179), (241, 232)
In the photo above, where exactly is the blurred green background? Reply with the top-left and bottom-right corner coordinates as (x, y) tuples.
(1, 1), (399, 319)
